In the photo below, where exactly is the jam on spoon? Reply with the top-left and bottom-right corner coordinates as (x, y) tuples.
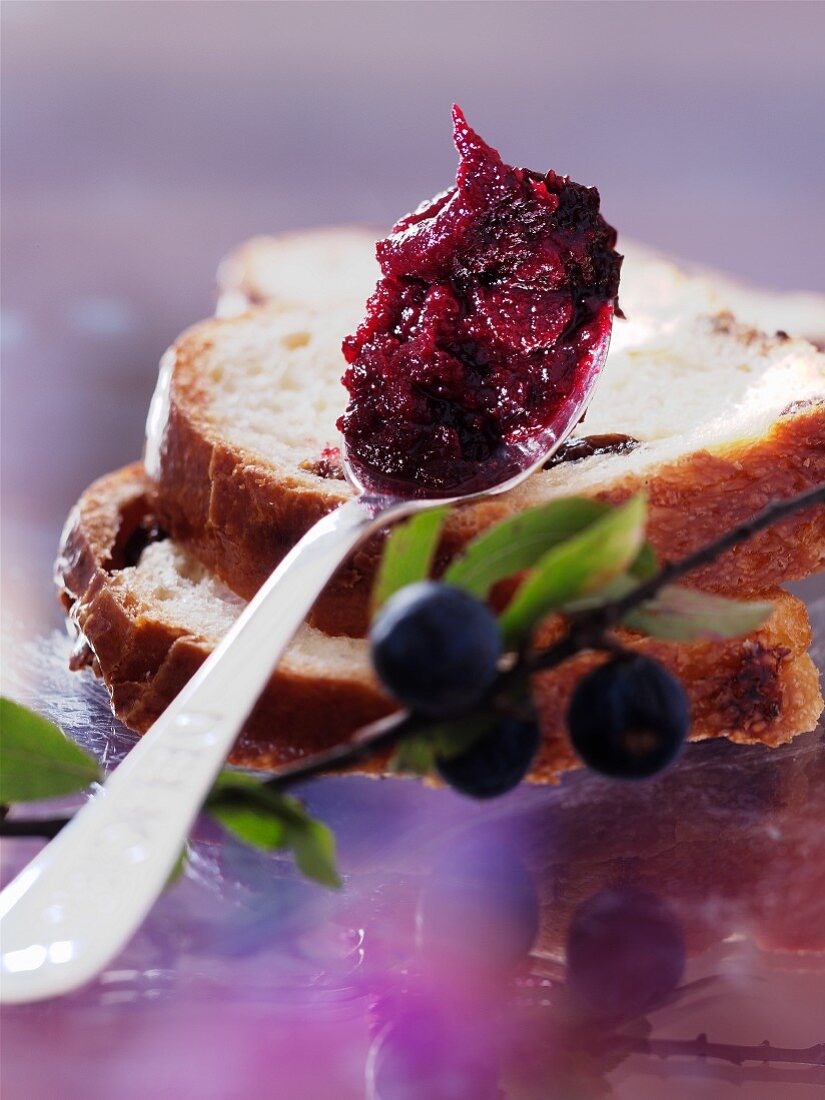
(339, 105), (622, 497)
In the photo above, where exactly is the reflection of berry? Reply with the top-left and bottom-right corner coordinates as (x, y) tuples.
(417, 839), (539, 980)
(567, 655), (689, 779)
(367, 1006), (500, 1100)
(436, 714), (540, 798)
(371, 582), (502, 717)
(566, 887), (685, 1017)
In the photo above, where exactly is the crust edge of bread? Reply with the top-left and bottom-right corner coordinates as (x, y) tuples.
(57, 464), (824, 779)
(152, 348), (825, 636)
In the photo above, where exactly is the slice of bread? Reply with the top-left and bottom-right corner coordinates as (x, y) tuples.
(216, 226), (382, 318)
(147, 231), (825, 637)
(216, 227), (825, 346)
(57, 464), (823, 776)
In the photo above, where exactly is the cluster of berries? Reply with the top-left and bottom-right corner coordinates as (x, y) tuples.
(371, 581), (690, 797)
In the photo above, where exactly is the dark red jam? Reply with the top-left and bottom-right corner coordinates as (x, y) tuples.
(339, 106), (622, 495)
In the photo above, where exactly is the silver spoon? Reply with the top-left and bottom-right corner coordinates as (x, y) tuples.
(0, 352), (606, 1003)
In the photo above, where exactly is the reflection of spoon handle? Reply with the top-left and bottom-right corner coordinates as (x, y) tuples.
(0, 493), (412, 1004)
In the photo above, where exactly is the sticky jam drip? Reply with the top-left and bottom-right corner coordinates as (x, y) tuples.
(338, 106), (622, 494)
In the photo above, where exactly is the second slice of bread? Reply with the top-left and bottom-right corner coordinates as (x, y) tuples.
(57, 464), (824, 776)
(146, 230), (825, 636)
(216, 228), (825, 347)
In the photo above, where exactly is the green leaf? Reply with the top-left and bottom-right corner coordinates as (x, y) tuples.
(498, 495), (648, 646)
(389, 736), (436, 776)
(0, 697), (100, 803)
(630, 541), (658, 581)
(372, 507), (448, 615)
(389, 714), (500, 776)
(287, 814), (341, 888)
(207, 774), (341, 888)
(624, 586), (774, 642)
(210, 800), (288, 848)
(444, 498), (611, 598)
(560, 541), (658, 613)
(210, 768), (256, 794)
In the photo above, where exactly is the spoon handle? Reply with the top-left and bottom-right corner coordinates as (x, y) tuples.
(0, 494), (406, 1004)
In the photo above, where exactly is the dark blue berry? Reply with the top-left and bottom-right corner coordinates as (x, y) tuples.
(417, 838), (539, 980)
(566, 886), (686, 1018)
(567, 655), (689, 779)
(371, 581), (502, 717)
(435, 714), (540, 798)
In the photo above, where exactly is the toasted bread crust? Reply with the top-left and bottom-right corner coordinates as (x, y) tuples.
(152, 334), (825, 637)
(57, 465), (390, 769)
(57, 465), (823, 777)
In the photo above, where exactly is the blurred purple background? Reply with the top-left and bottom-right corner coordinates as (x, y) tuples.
(3, 2), (824, 601)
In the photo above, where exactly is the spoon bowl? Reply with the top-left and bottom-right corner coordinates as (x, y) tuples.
(344, 336), (609, 503)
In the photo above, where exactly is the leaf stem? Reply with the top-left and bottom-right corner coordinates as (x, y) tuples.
(261, 711), (421, 791)
(606, 483), (825, 624)
(2, 484), (822, 840)
(0, 816), (70, 839)
(613, 1032), (825, 1067)
(178, 481), (825, 783)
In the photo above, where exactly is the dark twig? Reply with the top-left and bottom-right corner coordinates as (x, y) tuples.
(529, 483), (825, 672)
(616, 1033), (825, 1067)
(0, 816), (71, 840)
(261, 710), (419, 791)
(3, 484), (823, 841)
(607, 1033), (825, 1087)
(266, 484), (825, 773)
(604, 483), (825, 627)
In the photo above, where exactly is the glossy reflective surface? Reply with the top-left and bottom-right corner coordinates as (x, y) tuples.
(2, 618), (825, 1097)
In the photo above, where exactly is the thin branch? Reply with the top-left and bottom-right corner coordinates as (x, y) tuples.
(253, 483), (825, 785)
(0, 720), (421, 841)
(606, 483), (825, 626)
(524, 631), (584, 675)
(530, 483), (825, 672)
(262, 710), (419, 791)
(618, 1033), (825, 1067)
(0, 816), (70, 840)
(3, 484), (822, 836)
